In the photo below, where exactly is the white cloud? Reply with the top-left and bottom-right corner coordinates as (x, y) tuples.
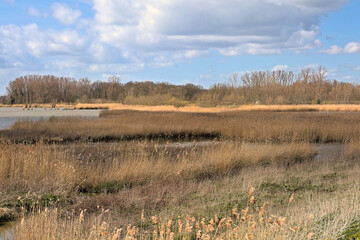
(265, 0), (348, 13)
(219, 45), (282, 56)
(319, 45), (342, 54)
(344, 42), (360, 54)
(28, 6), (39, 17)
(286, 26), (322, 50)
(0, 24), (87, 59)
(147, 50), (210, 68)
(88, 62), (145, 73)
(93, 0), (144, 25)
(272, 65), (288, 71)
(0, 0), (353, 92)
(92, 0), (340, 56)
(320, 42), (360, 54)
(23, 24), (86, 56)
(173, 50), (210, 60)
(52, 2), (81, 25)
(88, 0), (356, 65)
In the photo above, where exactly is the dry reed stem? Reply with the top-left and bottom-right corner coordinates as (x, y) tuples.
(5, 110), (360, 143)
(0, 142), (315, 193)
(76, 103), (360, 112)
(6, 103), (360, 112)
(12, 182), (360, 239)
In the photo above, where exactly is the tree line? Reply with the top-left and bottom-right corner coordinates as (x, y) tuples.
(3, 75), (203, 106)
(2, 67), (360, 106)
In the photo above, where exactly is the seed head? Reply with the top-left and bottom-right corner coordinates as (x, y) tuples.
(248, 187), (255, 196)
(289, 194), (295, 203)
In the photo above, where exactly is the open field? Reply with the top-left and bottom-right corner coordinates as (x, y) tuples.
(1, 110), (360, 239)
(3, 110), (360, 143)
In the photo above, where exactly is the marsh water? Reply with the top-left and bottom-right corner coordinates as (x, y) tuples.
(0, 107), (101, 130)
(0, 221), (16, 240)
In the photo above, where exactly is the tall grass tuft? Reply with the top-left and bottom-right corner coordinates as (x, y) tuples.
(0, 141), (315, 194)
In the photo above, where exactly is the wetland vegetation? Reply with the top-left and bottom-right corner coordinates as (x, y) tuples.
(3, 110), (360, 143)
(2, 68), (360, 239)
(1, 107), (360, 239)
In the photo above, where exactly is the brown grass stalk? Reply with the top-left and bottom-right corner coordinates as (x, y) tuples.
(0, 141), (314, 194)
(3, 110), (360, 143)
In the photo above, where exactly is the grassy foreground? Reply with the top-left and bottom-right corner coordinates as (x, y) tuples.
(2, 141), (360, 239)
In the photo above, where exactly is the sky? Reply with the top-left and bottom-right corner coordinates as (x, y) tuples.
(0, 0), (360, 94)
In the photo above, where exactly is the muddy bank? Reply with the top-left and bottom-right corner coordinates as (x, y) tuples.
(0, 208), (16, 222)
(0, 208), (17, 239)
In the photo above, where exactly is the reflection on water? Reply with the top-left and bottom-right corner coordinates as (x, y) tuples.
(0, 118), (18, 130)
(0, 221), (15, 240)
(160, 141), (346, 161)
(0, 117), (51, 130)
(94, 140), (346, 161)
(315, 143), (345, 161)
(0, 107), (101, 130)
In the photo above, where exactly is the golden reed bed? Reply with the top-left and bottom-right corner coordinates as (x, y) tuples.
(22, 103), (360, 112)
(3, 103), (360, 112)
(74, 103), (360, 112)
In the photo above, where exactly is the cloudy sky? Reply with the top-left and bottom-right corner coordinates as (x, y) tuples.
(0, 0), (359, 94)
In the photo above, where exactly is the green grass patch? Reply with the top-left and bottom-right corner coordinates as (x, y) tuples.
(260, 176), (338, 193)
(78, 181), (135, 194)
(339, 217), (360, 240)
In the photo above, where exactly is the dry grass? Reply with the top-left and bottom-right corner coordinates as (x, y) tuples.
(0, 104), (12, 107)
(4, 110), (360, 143)
(74, 103), (360, 112)
(0, 142), (78, 193)
(2, 141), (360, 239)
(0, 141), (314, 194)
(2, 109), (360, 239)
(13, 198), (315, 240)
(12, 174), (360, 239)
(6, 103), (360, 112)
(345, 141), (360, 159)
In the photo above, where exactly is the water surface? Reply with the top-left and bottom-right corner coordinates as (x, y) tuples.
(0, 221), (16, 240)
(0, 107), (101, 130)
